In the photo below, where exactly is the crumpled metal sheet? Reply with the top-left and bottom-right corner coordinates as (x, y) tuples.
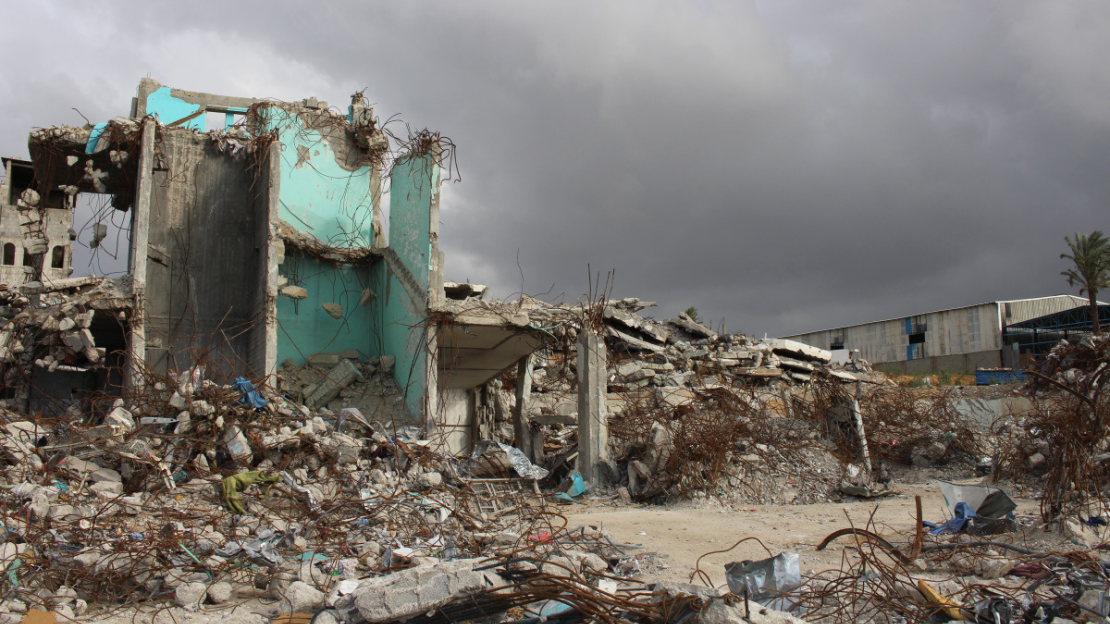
(215, 528), (291, 567)
(725, 552), (801, 612)
(470, 440), (550, 480)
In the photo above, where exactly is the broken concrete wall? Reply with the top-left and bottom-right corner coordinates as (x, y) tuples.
(339, 149), (446, 426)
(259, 104), (385, 368)
(135, 77), (255, 131)
(388, 150), (442, 303)
(441, 387), (475, 454)
(0, 159), (75, 286)
(276, 254), (376, 364)
(369, 257), (428, 426)
(142, 128), (270, 377)
(260, 105), (379, 245)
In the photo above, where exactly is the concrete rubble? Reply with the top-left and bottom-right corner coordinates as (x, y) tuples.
(0, 79), (1107, 624)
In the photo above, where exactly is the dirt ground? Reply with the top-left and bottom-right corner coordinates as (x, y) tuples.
(564, 481), (1042, 589)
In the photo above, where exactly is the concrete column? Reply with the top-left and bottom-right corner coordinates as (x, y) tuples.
(126, 119), (156, 391)
(423, 324), (441, 440)
(512, 354), (534, 459)
(260, 141), (281, 378)
(576, 330), (608, 484)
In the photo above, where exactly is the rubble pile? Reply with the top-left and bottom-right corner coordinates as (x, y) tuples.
(0, 365), (638, 620)
(431, 295), (993, 505)
(606, 385), (844, 503)
(525, 298), (884, 395)
(996, 333), (1110, 522)
(277, 351), (412, 424)
(0, 278), (132, 370)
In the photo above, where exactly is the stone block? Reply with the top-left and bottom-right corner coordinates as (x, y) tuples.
(279, 285), (308, 300)
(342, 559), (506, 623)
(174, 582), (206, 610)
(307, 359), (363, 409)
(278, 580), (326, 613)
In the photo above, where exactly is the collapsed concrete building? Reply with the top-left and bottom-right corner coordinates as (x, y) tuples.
(3, 78), (545, 454)
(1, 78), (884, 487)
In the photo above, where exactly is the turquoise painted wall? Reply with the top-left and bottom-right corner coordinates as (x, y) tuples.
(371, 261), (426, 421)
(388, 154), (439, 288)
(377, 152), (440, 420)
(262, 107), (376, 245)
(260, 106), (381, 366)
(145, 87), (204, 130)
(276, 252), (375, 364)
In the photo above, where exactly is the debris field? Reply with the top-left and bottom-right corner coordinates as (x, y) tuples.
(0, 79), (1108, 624)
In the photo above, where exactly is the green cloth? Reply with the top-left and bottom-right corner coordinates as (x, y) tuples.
(220, 471), (282, 515)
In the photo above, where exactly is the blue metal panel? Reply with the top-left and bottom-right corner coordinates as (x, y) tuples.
(976, 369), (1025, 385)
(905, 317), (913, 334)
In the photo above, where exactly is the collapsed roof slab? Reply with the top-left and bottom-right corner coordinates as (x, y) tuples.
(28, 120), (143, 200)
(436, 308), (544, 389)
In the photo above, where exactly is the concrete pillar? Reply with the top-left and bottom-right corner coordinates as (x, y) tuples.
(423, 324), (441, 440)
(576, 330), (608, 484)
(126, 119), (156, 392)
(512, 354), (534, 459)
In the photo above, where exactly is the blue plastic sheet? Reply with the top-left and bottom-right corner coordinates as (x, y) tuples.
(924, 501), (976, 535)
(234, 377), (267, 409)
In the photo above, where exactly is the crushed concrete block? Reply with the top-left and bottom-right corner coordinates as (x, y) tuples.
(307, 359), (363, 409)
(977, 557), (1015, 580)
(339, 558), (507, 623)
(615, 360), (642, 377)
(206, 581), (233, 604)
(280, 285), (308, 300)
(190, 400), (215, 417)
(169, 392), (187, 409)
(27, 490), (51, 520)
(278, 580), (326, 613)
(174, 581), (207, 610)
(223, 426), (252, 461)
(90, 481), (123, 497)
(322, 302), (345, 319)
(1, 422), (47, 461)
(105, 407), (135, 435)
(59, 457), (121, 483)
(417, 472), (443, 488)
(73, 550), (101, 568)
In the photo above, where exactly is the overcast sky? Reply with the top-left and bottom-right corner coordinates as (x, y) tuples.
(2, 1), (1107, 337)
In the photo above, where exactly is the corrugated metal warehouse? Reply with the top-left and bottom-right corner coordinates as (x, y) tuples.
(781, 295), (1089, 374)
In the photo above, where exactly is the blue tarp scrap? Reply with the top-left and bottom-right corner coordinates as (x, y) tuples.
(923, 501), (976, 535)
(234, 377), (267, 409)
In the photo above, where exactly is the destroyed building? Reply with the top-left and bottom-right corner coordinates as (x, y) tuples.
(0, 157), (74, 285)
(3, 78), (545, 451)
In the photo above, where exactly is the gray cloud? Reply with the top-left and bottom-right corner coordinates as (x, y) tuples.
(2, 1), (1108, 337)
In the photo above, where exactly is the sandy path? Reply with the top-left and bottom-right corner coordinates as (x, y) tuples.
(564, 483), (1040, 587)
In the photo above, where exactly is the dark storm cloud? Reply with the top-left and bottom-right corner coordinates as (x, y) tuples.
(2, 1), (1108, 336)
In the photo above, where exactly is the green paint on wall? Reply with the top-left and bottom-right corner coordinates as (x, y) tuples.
(389, 154), (439, 287)
(276, 253), (375, 365)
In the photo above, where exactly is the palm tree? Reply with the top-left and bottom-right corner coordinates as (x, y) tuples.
(1061, 231), (1110, 333)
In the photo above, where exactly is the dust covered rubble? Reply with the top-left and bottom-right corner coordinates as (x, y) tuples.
(470, 296), (903, 504)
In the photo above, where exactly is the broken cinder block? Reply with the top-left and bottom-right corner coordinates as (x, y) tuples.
(306, 359), (363, 409)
